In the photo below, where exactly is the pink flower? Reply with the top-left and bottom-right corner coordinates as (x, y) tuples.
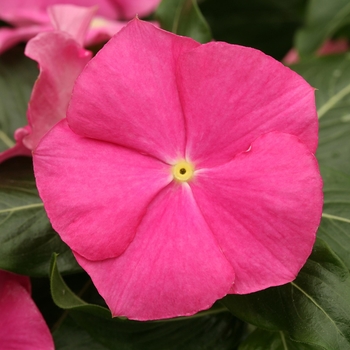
(0, 270), (54, 349)
(0, 5), (92, 164)
(33, 19), (323, 320)
(283, 38), (349, 65)
(0, 0), (160, 54)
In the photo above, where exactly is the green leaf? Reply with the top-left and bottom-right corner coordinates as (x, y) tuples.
(0, 47), (38, 152)
(54, 316), (109, 350)
(295, 0), (350, 56)
(222, 239), (350, 349)
(50, 254), (245, 350)
(239, 328), (321, 350)
(199, 0), (307, 60)
(292, 54), (350, 175)
(0, 157), (81, 276)
(155, 0), (212, 43)
(318, 166), (350, 269)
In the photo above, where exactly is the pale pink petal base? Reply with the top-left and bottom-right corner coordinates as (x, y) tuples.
(85, 16), (126, 46)
(75, 183), (235, 321)
(0, 271), (54, 349)
(177, 42), (318, 167)
(191, 132), (323, 294)
(48, 4), (97, 46)
(34, 119), (173, 261)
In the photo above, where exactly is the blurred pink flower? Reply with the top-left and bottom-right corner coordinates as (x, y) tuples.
(0, 5), (93, 164)
(0, 270), (54, 349)
(0, 0), (160, 54)
(283, 38), (349, 65)
(33, 19), (323, 320)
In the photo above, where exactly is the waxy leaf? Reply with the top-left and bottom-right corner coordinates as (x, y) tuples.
(199, 0), (306, 60)
(295, 0), (350, 56)
(54, 316), (108, 350)
(0, 157), (80, 276)
(222, 239), (350, 349)
(239, 328), (321, 350)
(0, 47), (37, 152)
(155, 0), (212, 43)
(50, 255), (245, 350)
(319, 166), (350, 270)
(293, 54), (350, 175)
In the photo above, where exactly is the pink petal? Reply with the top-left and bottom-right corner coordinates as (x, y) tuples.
(0, 127), (32, 164)
(191, 132), (323, 294)
(67, 19), (200, 163)
(74, 182), (235, 321)
(177, 42), (318, 168)
(23, 30), (91, 151)
(0, 271), (54, 350)
(48, 4), (97, 46)
(33, 119), (172, 261)
(0, 1), (50, 26)
(110, 0), (161, 19)
(85, 16), (126, 47)
(0, 0), (118, 25)
(0, 270), (31, 294)
(0, 24), (51, 55)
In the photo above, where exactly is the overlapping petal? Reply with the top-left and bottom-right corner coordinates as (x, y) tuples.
(0, 0), (118, 25)
(34, 119), (173, 260)
(191, 132), (323, 294)
(177, 42), (318, 168)
(48, 4), (96, 46)
(0, 25), (52, 54)
(67, 19), (200, 163)
(0, 270), (54, 349)
(0, 1), (161, 55)
(74, 183), (235, 320)
(110, 0), (161, 19)
(24, 29), (91, 150)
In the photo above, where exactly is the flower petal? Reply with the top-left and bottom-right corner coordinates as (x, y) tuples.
(0, 25), (50, 55)
(177, 42), (318, 167)
(33, 119), (172, 261)
(85, 16), (126, 47)
(74, 183), (235, 320)
(0, 0), (118, 25)
(191, 132), (323, 294)
(24, 30), (91, 151)
(48, 4), (97, 46)
(67, 19), (200, 163)
(111, 0), (161, 19)
(0, 271), (54, 349)
(0, 127), (32, 164)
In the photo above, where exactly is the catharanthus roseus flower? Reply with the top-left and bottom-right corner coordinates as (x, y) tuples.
(0, 270), (54, 349)
(33, 19), (323, 320)
(0, 0), (160, 54)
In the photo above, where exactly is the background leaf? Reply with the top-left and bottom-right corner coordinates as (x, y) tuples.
(50, 255), (246, 350)
(54, 316), (109, 350)
(199, 0), (307, 60)
(295, 0), (350, 56)
(222, 239), (350, 349)
(0, 47), (37, 152)
(156, 0), (212, 43)
(239, 328), (321, 350)
(318, 166), (350, 270)
(0, 157), (80, 276)
(292, 54), (350, 175)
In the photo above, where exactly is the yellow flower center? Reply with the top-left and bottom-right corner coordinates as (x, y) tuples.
(172, 161), (194, 182)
